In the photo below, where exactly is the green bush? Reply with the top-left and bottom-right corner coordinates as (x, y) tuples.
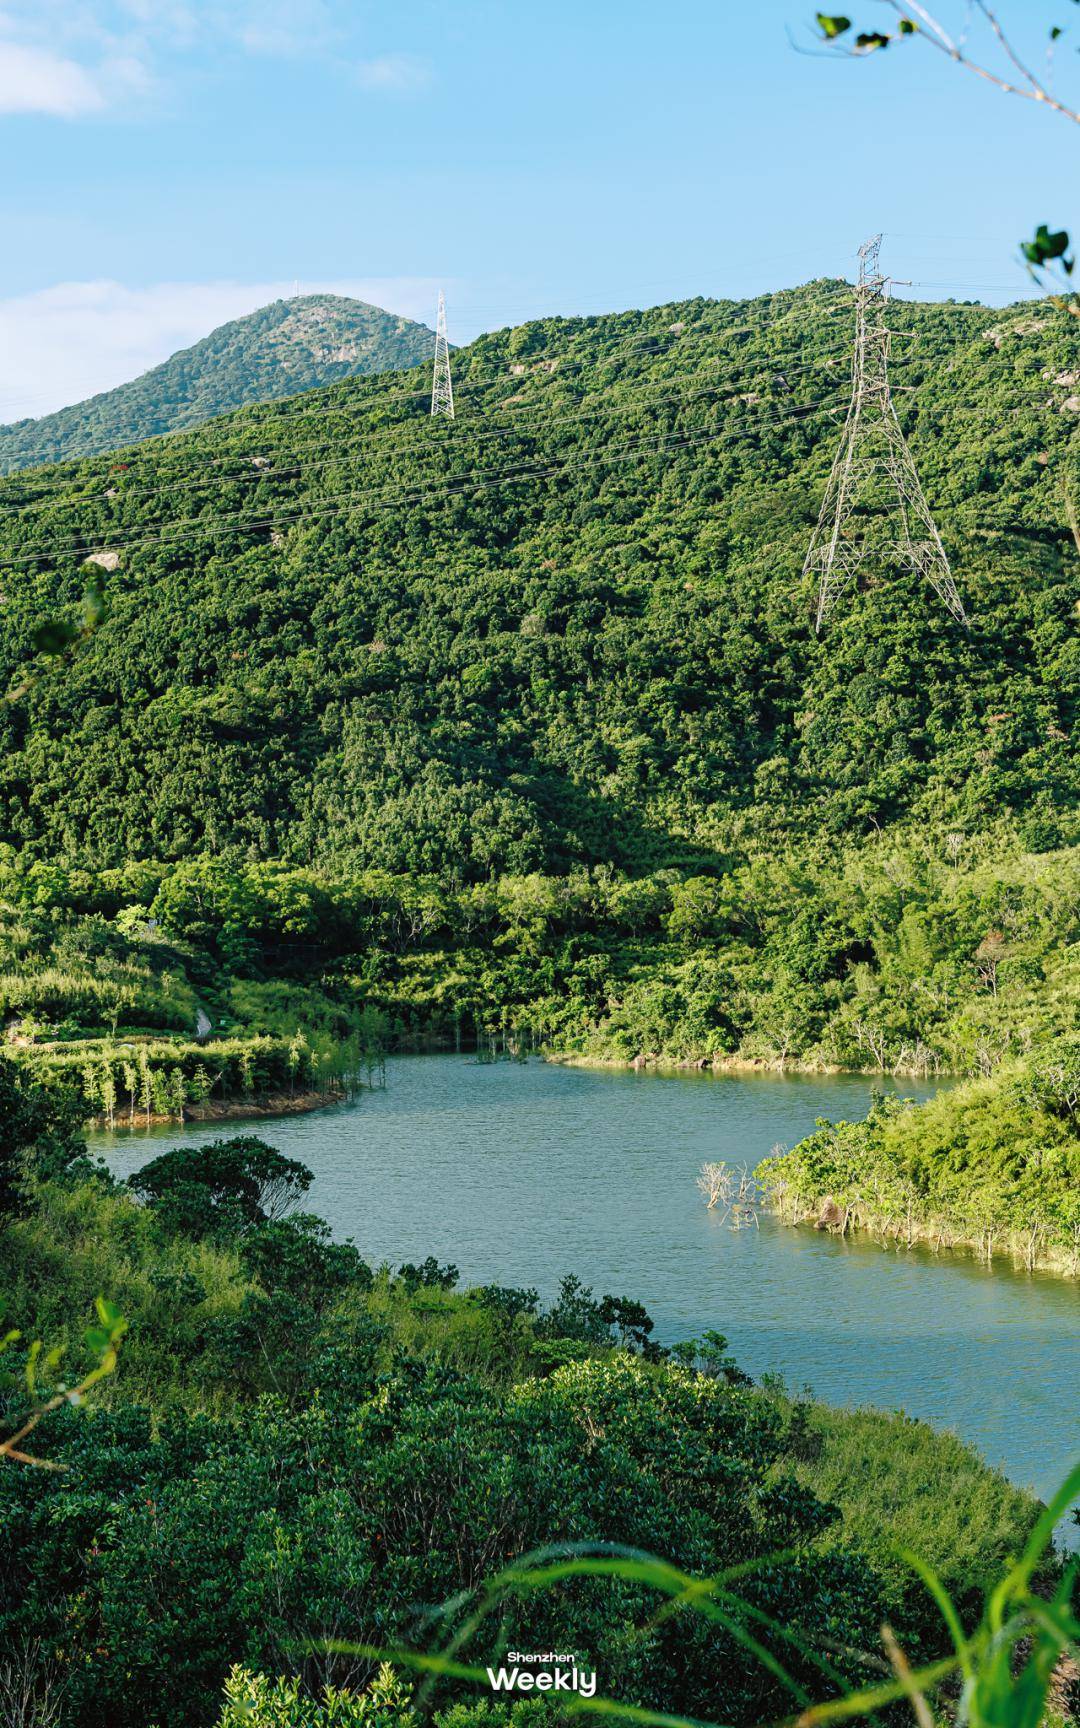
(129, 1135), (314, 1238)
(215, 1662), (414, 1728)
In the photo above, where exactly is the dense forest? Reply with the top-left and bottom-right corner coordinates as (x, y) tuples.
(0, 280), (1078, 1262)
(0, 295), (436, 472)
(1, 281), (1078, 864)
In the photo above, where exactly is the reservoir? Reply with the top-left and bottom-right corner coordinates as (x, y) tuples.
(93, 1053), (1080, 1532)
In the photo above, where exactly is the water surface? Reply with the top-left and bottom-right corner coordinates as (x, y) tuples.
(94, 1055), (1080, 1527)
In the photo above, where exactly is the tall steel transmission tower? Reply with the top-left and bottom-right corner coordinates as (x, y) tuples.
(805, 235), (966, 633)
(431, 290), (454, 420)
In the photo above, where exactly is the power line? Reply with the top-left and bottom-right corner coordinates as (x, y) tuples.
(4, 349), (1061, 535)
(3, 367), (1069, 572)
(2, 382), (1071, 581)
(4, 349), (852, 517)
(0, 279), (1069, 568)
(0, 260), (1046, 426)
(0, 395), (844, 574)
(4, 284), (1004, 509)
(0, 300), (861, 499)
(0, 286), (846, 428)
(0, 304), (840, 495)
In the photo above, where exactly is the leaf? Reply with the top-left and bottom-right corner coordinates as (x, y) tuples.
(898, 18), (917, 33)
(1021, 224), (1074, 279)
(855, 31), (891, 51)
(816, 13), (851, 38)
(32, 619), (80, 656)
(1037, 224), (1070, 260)
(1051, 26), (1064, 41)
(94, 1297), (128, 1343)
(24, 1338), (42, 1398)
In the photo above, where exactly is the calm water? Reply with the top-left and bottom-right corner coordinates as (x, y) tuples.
(93, 1055), (1080, 1529)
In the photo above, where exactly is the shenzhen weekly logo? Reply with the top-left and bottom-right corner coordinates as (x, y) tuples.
(486, 1652), (597, 1697)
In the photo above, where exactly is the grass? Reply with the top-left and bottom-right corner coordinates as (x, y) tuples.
(766, 1392), (1053, 1655)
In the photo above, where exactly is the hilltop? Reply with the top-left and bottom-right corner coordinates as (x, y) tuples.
(0, 294), (436, 472)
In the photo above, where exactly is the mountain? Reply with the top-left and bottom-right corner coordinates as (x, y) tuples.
(2, 279), (1077, 875)
(0, 295), (436, 473)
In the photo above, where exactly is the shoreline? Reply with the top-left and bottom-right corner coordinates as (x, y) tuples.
(766, 1195), (1080, 1281)
(542, 1049), (948, 1080)
(87, 1045), (1079, 1284)
(89, 1088), (346, 1131)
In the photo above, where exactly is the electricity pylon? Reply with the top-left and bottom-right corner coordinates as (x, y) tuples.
(431, 290), (454, 419)
(805, 235), (966, 633)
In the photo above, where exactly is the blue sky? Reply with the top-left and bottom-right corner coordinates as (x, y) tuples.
(0, 0), (1076, 415)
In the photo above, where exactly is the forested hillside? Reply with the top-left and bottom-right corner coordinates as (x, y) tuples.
(1, 279), (1077, 866)
(2, 280), (1079, 1263)
(0, 295), (436, 473)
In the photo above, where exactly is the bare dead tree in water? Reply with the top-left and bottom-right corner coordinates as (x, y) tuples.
(697, 1162), (760, 1228)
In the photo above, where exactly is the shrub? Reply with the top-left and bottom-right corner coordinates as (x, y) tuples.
(129, 1136), (313, 1238)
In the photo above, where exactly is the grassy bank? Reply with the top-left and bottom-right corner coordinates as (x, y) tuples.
(19, 1030), (361, 1123)
(757, 1072), (1080, 1276)
(2, 1165), (1052, 1723)
(4, 828), (1080, 1082)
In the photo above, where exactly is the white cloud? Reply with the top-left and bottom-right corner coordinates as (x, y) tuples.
(0, 40), (107, 114)
(0, 7), (432, 117)
(232, 0), (340, 57)
(355, 52), (431, 95)
(0, 277), (446, 422)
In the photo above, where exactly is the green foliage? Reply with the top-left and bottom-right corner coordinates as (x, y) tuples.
(0, 1354), (879, 1727)
(0, 1292), (127, 1469)
(757, 1073), (1080, 1269)
(11, 821), (1080, 1090)
(0, 296), (436, 473)
(385, 1462), (1076, 1728)
(129, 1134), (314, 1237)
(0, 872), (382, 1116)
(396, 1256), (460, 1292)
(216, 1661), (416, 1728)
(764, 1391), (1055, 1643)
(1022, 224), (1075, 276)
(0, 1096), (1055, 1728)
(214, 1684), (565, 1728)
(2, 286), (1078, 878)
(0, 1055), (88, 1210)
(0, 282), (1078, 1217)
(669, 1330), (751, 1386)
(240, 1215), (374, 1306)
